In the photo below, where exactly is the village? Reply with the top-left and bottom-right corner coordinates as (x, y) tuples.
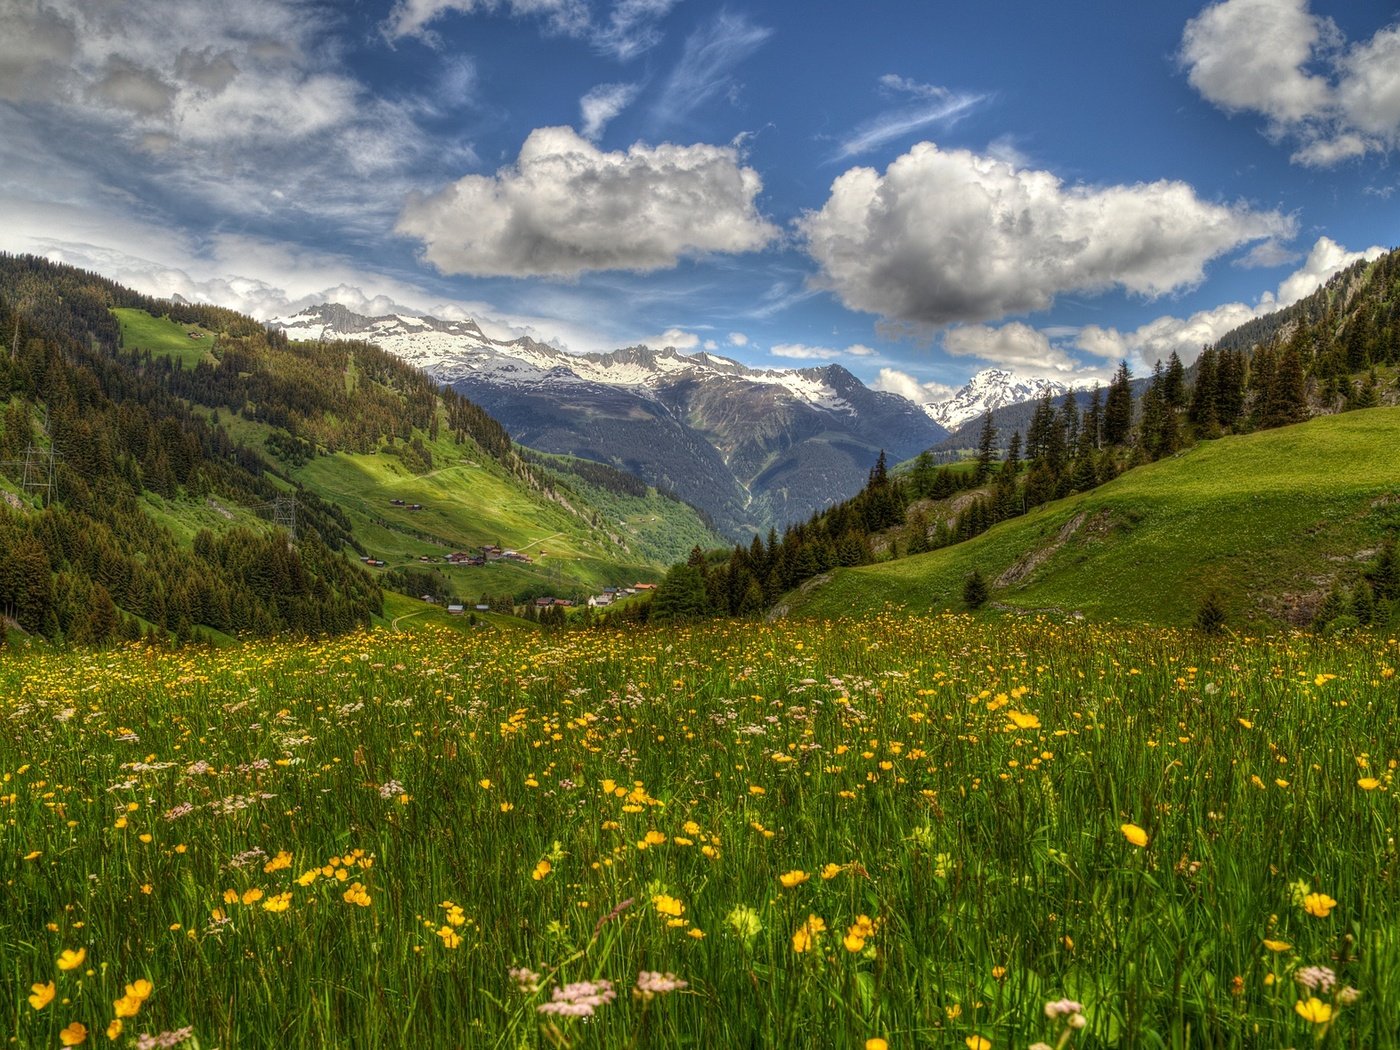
(359, 497), (657, 616)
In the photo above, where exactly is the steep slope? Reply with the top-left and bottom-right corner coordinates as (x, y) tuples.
(269, 304), (947, 534)
(0, 256), (722, 642)
(783, 408), (1400, 628)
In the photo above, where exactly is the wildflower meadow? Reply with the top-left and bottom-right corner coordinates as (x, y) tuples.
(3, 614), (1398, 1048)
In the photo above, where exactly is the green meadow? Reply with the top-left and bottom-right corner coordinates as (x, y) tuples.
(790, 408), (1400, 628)
(3, 615), (1397, 1047)
(112, 310), (218, 370)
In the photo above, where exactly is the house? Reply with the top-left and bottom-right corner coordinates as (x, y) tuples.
(446, 604), (465, 615)
(555, 599), (575, 608)
(475, 604), (490, 612)
(633, 582), (656, 591)
(534, 596), (555, 607)
(588, 594), (613, 608)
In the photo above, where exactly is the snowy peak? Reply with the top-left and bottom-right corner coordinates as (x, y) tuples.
(923, 369), (1071, 430)
(267, 304), (876, 415)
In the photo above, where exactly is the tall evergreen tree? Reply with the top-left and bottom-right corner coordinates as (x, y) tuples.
(1103, 362), (1134, 446)
(974, 412), (998, 483)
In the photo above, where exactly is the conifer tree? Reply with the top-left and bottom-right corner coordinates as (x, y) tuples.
(974, 412), (997, 483)
(963, 569), (989, 610)
(1103, 362), (1134, 445)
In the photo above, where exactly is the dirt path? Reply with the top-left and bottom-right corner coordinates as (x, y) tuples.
(391, 609), (426, 630)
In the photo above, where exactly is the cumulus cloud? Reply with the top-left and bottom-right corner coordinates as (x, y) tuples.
(650, 327), (701, 350)
(1181, 0), (1400, 165)
(727, 331), (749, 346)
(942, 322), (1080, 376)
(396, 125), (779, 278)
(1076, 235), (1385, 366)
(800, 141), (1292, 329)
(580, 82), (639, 140)
(903, 236), (1385, 384)
(871, 368), (959, 404)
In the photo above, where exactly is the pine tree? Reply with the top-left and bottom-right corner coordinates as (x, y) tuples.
(1189, 347), (1220, 435)
(1103, 362), (1134, 445)
(1163, 351), (1187, 408)
(974, 412), (997, 483)
(962, 569), (989, 610)
(1195, 591), (1227, 635)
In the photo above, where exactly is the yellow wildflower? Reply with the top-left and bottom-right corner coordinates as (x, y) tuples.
(1120, 823), (1149, 848)
(1295, 997), (1333, 1024)
(1302, 893), (1337, 918)
(59, 1021), (87, 1046)
(28, 981), (55, 1010)
(57, 947), (87, 971)
(778, 870), (810, 888)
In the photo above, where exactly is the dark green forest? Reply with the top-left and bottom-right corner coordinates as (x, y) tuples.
(0, 255), (518, 644)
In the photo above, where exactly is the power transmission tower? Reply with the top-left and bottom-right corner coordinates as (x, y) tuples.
(271, 495), (297, 542)
(20, 445), (59, 506)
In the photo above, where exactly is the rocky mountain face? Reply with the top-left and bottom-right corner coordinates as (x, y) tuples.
(922, 368), (1071, 430)
(269, 305), (948, 536)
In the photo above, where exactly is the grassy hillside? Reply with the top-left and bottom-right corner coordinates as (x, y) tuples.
(786, 407), (1400, 627)
(219, 403), (723, 604)
(1, 255), (723, 643)
(113, 307), (218, 368)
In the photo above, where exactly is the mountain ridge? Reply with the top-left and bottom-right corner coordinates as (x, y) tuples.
(269, 303), (950, 535)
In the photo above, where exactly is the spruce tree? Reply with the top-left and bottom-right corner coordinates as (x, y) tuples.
(1103, 362), (1134, 445)
(963, 569), (989, 610)
(974, 411), (997, 483)
(1195, 591), (1227, 635)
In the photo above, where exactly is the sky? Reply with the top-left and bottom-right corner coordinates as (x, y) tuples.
(2, 0), (1399, 403)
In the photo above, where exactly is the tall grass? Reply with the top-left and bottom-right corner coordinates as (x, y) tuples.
(3, 615), (1398, 1047)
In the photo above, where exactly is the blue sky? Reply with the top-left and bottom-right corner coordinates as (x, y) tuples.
(2, 0), (1398, 400)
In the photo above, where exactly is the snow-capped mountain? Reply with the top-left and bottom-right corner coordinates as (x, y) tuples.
(268, 304), (947, 535)
(273, 304), (863, 413)
(922, 369), (1072, 430)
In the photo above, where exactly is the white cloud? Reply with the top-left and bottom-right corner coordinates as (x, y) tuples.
(871, 368), (958, 404)
(727, 331), (749, 346)
(770, 344), (843, 360)
(580, 82), (639, 140)
(593, 0), (681, 60)
(650, 12), (772, 127)
(0, 0), (472, 232)
(383, 0), (588, 43)
(878, 74), (952, 100)
(651, 327), (701, 350)
(832, 92), (987, 161)
(769, 343), (878, 361)
(942, 322), (1081, 376)
(1235, 239), (1302, 269)
(1182, 0), (1400, 165)
(1077, 235), (1385, 367)
(382, 0), (674, 57)
(801, 141), (1292, 328)
(396, 125), (779, 278)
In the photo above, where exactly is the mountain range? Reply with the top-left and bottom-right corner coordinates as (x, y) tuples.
(270, 304), (953, 535)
